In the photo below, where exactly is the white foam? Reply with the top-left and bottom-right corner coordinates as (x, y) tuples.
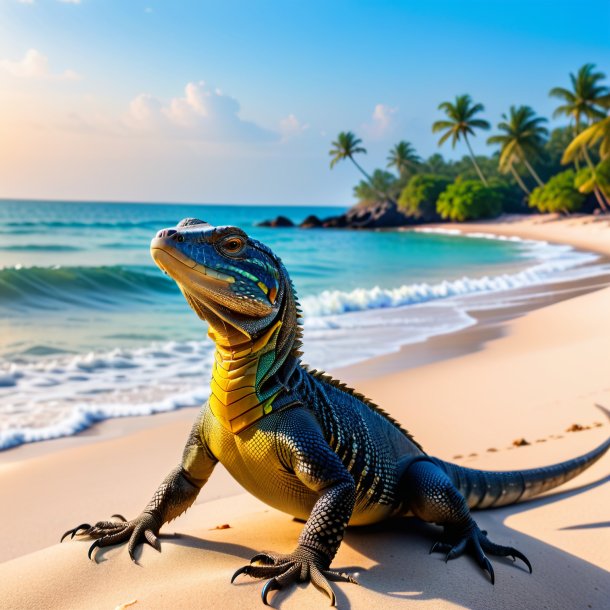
(302, 256), (599, 318)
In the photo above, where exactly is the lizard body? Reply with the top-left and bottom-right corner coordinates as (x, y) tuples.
(63, 218), (610, 605)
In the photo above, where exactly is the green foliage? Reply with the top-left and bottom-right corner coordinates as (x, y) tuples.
(353, 170), (399, 205)
(545, 127), (574, 168)
(432, 94), (491, 184)
(436, 179), (502, 222)
(387, 141), (421, 178)
(432, 94), (491, 148)
(528, 170), (585, 214)
(398, 174), (450, 220)
(596, 157), (610, 185)
(575, 167), (596, 194)
(550, 64), (609, 130)
(329, 131), (366, 169)
(330, 64), (610, 220)
(486, 178), (528, 214)
(564, 116), (610, 164)
(487, 105), (548, 190)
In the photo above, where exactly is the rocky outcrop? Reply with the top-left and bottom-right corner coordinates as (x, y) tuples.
(299, 214), (323, 228)
(256, 215), (295, 228)
(258, 199), (416, 230)
(340, 199), (412, 228)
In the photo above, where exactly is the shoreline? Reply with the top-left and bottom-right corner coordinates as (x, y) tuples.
(2, 215), (608, 456)
(2, 213), (610, 608)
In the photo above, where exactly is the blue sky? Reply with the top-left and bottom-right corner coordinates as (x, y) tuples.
(0, 0), (608, 205)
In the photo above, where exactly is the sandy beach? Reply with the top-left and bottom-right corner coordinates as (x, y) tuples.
(1, 213), (610, 609)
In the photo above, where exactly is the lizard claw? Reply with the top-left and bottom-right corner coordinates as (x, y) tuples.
(232, 546), (354, 606)
(60, 511), (161, 563)
(231, 565), (253, 583)
(430, 523), (532, 583)
(88, 540), (101, 562)
(261, 578), (281, 606)
(60, 523), (91, 543)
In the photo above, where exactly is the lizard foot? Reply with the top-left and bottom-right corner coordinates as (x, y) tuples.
(60, 512), (162, 563)
(231, 545), (358, 606)
(429, 523), (532, 584)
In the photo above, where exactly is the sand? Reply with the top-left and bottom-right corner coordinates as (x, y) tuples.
(1, 213), (610, 609)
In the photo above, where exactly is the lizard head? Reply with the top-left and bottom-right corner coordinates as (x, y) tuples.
(150, 218), (287, 342)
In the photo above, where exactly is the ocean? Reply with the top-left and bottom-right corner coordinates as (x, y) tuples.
(0, 199), (607, 450)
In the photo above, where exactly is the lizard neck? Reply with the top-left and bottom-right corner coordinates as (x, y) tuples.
(208, 319), (283, 434)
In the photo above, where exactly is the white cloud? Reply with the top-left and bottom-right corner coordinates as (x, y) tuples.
(279, 113), (309, 138)
(126, 81), (277, 143)
(17, 0), (35, 5)
(58, 0), (82, 4)
(362, 103), (397, 138)
(0, 49), (80, 81)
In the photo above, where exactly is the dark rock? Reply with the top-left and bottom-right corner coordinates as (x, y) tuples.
(341, 199), (413, 229)
(258, 199), (421, 230)
(255, 215), (294, 228)
(322, 215), (348, 228)
(299, 214), (323, 228)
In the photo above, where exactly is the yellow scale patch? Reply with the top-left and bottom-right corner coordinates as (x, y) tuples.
(209, 320), (282, 433)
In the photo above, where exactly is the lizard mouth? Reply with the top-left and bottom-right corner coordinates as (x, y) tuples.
(150, 238), (273, 318)
(150, 236), (235, 283)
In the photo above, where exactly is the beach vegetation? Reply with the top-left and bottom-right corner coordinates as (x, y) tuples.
(436, 179), (502, 221)
(528, 170), (585, 214)
(550, 64), (609, 138)
(432, 94), (491, 185)
(354, 170), (400, 206)
(487, 106), (548, 194)
(574, 160), (610, 213)
(398, 174), (450, 220)
(329, 131), (371, 182)
(387, 141), (421, 179)
(331, 63), (610, 219)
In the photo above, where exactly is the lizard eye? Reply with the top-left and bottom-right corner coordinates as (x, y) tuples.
(219, 235), (246, 256)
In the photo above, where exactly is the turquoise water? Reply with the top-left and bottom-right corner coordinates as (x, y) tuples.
(0, 199), (604, 449)
(0, 200), (536, 354)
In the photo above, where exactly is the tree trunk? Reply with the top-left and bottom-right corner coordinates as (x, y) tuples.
(349, 156), (392, 202)
(521, 156), (544, 187)
(510, 164), (531, 195)
(573, 118), (581, 171)
(582, 147), (610, 212)
(593, 186), (609, 213)
(463, 135), (488, 185)
(349, 156), (374, 184)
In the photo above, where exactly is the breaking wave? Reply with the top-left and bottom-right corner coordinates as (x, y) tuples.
(0, 265), (178, 311)
(301, 246), (600, 317)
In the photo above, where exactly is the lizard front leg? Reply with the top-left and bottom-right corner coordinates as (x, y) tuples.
(61, 405), (217, 562)
(232, 409), (358, 606)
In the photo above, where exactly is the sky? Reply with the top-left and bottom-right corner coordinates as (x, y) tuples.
(0, 0), (608, 206)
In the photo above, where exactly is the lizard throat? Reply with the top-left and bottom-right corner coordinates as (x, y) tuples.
(208, 319), (283, 434)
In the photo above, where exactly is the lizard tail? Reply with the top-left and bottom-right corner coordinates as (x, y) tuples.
(434, 405), (610, 509)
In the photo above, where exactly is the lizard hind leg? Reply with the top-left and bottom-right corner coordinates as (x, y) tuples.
(402, 459), (532, 584)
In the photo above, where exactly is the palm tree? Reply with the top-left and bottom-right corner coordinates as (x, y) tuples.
(432, 94), (491, 185)
(563, 115), (610, 211)
(552, 65), (610, 210)
(487, 106), (548, 193)
(329, 131), (371, 182)
(387, 141), (421, 177)
(550, 64), (610, 136)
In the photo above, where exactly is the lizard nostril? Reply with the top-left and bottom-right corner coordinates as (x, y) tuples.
(156, 229), (177, 238)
